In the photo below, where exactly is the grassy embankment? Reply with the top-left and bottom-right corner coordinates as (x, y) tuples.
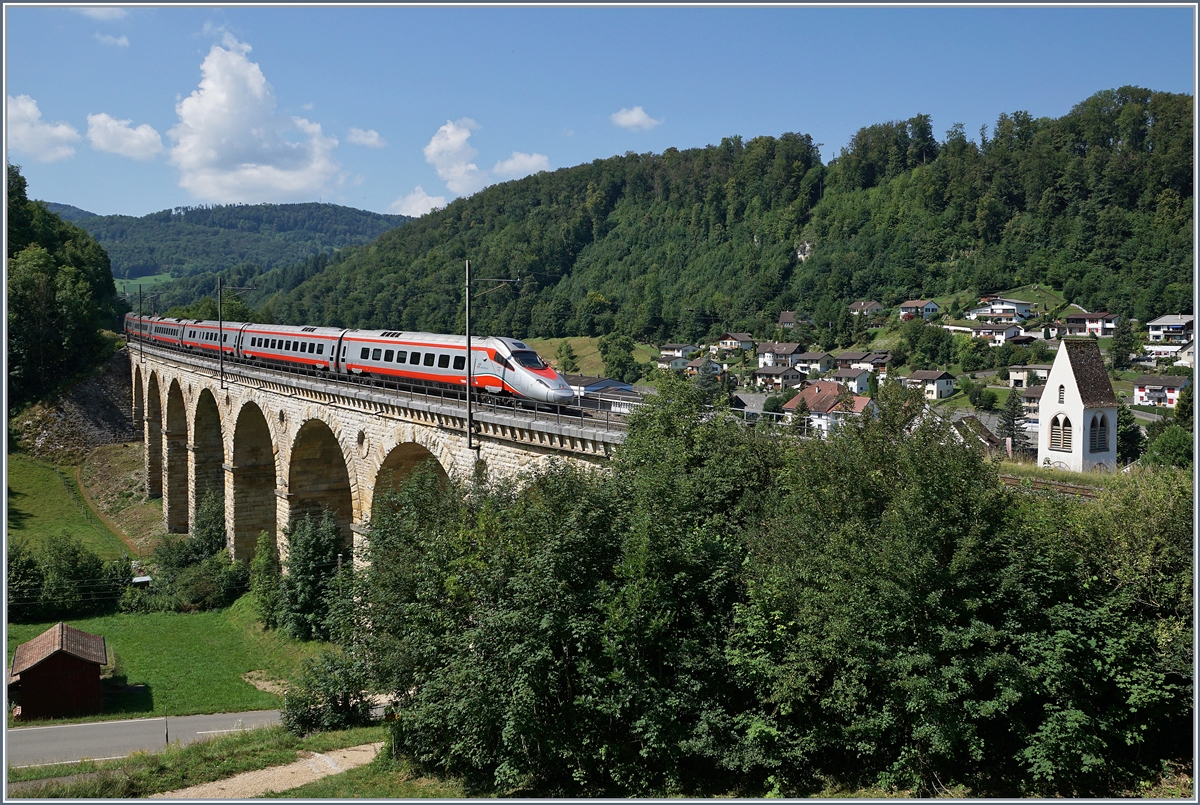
(5, 725), (391, 798)
(115, 272), (175, 297)
(7, 453), (131, 560)
(521, 336), (658, 378)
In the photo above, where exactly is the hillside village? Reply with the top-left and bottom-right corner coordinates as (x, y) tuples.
(553, 288), (1193, 471)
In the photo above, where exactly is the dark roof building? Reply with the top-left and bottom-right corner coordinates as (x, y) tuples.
(10, 623), (108, 720)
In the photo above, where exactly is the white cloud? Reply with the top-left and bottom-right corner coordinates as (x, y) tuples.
(493, 151), (549, 180)
(390, 186), (446, 217)
(166, 36), (341, 203)
(95, 32), (129, 47)
(611, 105), (662, 131)
(6, 94), (81, 162)
(87, 113), (163, 160)
(347, 127), (386, 148)
(423, 118), (488, 196)
(76, 7), (127, 20)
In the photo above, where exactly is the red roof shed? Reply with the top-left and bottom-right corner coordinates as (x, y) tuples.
(9, 623), (108, 720)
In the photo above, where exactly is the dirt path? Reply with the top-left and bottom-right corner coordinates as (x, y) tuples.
(148, 741), (383, 798)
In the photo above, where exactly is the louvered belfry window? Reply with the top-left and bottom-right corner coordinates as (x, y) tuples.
(1050, 415), (1073, 452)
(1089, 414), (1109, 453)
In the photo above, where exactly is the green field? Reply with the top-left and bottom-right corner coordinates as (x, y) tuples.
(6, 596), (326, 723)
(116, 273), (175, 297)
(7, 454), (130, 560)
(522, 336), (658, 378)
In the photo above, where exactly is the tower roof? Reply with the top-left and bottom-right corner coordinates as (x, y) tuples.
(1062, 339), (1118, 407)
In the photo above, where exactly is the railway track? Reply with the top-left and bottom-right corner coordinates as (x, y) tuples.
(998, 474), (1102, 500)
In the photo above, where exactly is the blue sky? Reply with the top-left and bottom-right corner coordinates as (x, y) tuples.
(5, 5), (1195, 218)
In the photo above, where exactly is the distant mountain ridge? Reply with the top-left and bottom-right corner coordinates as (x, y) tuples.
(49, 201), (410, 280)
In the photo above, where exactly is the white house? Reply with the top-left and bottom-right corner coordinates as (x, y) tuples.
(1133, 374), (1190, 408)
(900, 299), (940, 320)
(1063, 312), (1119, 337)
(757, 342), (804, 368)
(830, 367), (871, 395)
(849, 300), (884, 316)
(941, 321), (1022, 345)
(1146, 315), (1193, 344)
(715, 332), (756, 352)
(794, 351), (834, 374)
(1008, 364), (1052, 388)
(1037, 339), (1118, 473)
(752, 364), (806, 391)
(782, 381), (877, 436)
(904, 370), (956, 400)
(966, 297), (1033, 322)
(1021, 384), (1045, 434)
(660, 343), (699, 359)
(1174, 339), (1194, 369)
(657, 354), (691, 371)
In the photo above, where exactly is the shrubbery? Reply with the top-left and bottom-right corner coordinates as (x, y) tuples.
(323, 377), (1191, 797)
(6, 533), (129, 622)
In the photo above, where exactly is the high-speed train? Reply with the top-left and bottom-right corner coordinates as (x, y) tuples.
(124, 313), (575, 404)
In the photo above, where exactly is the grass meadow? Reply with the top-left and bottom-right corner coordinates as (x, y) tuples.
(6, 595), (326, 724)
(7, 454), (131, 560)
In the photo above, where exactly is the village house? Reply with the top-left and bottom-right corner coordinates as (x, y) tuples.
(1175, 339), (1195, 369)
(782, 380), (877, 436)
(715, 331), (753, 350)
(752, 364), (806, 391)
(794, 350), (834, 374)
(659, 343), (700, 359)
(834, 350), (871, 369)
(965, 297), (1034, 322)
(657, 353), (691, 371)
(941, 320), (1022, 345)
(1008, 364), (1052, 388)
(1063, 311), (1119, 337)
(850, 351), (891, 376)
(563, 374), (634, 397)
(899, 299), (940, 320)
(9, 623), (108, 720)
(1021, 384), (1045, 434)
(777, 311), (798, 329)
(1037, 339), (1118, 473)
(1146, 314), (1193, 344)
(830, 367), (871, 395)
(685, 356), (723, 379)
(757, 342), (804, 368)
(1132, 374), (1190, 409)
(903, 370), (957, 400)
(849, 300), (884, 316)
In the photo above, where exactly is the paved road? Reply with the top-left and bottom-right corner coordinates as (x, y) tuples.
(5, 710), (280, 768)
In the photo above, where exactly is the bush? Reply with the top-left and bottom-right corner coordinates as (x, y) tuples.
(7, 539), (44, 622)
(250, 529), (282, 629)
(281, 650), (374, 736)
(39, 532), (107, 617)
(279, 510), (343, 641)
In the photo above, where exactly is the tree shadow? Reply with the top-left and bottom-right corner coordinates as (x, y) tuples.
(7, 485), (30, 530)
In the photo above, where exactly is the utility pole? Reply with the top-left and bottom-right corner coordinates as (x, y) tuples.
(464, 259), (519, 451)
(218, 276), (256, 390)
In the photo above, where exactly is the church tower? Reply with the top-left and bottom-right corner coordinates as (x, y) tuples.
(1037, 338), (1118, 472)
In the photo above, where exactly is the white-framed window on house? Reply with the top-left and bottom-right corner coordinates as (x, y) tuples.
(1050, 415), (1073, 452)
(1058, 385), (1065, 404)
(1089, 414), (1109, 452)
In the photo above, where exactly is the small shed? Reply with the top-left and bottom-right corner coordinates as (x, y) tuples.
(9, 623), (107, 720)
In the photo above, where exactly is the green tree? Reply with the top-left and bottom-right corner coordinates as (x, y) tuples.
(38, 532), (105, 617)
(1172, 382), (1192, 431)
(1142, 425), (1193, 469)
(997, 388), (1028, 451)
(250, 529), (282, 629)
(598, 332), (637, 381)
(280, 510), (344, 641)
(554, 340), (580, 374)
(7, 539), (44, 622)
(1109, 317), (1136, 371)
(1115, 403), (1147, 465)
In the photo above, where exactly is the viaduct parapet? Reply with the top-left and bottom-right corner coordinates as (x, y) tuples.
(131, 344), (625, 560)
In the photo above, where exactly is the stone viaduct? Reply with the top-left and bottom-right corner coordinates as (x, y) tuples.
(130, 343), (625, 561)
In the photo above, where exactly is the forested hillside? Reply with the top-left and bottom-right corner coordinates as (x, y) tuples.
(60, 202), (409, 280)
(250, 86), (1190, 342)
(7, 165), (118, 412)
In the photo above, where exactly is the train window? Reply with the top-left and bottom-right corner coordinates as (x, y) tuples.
(269, 339), (276, 349)
(317, 344), (324, 355)
(424, 353), (436, 367)
(384, 349), (394, 362)
(409, 352), (421, 365)
(438, 354), (450, 368)
(223, 334), (228, 342)
(342, 346), (346, 358)
(510, 350), (546, 369)
(496, 356), (513, 371)
(395, 350), (407, 363)
(372, 348), (382, 360)
(453, 355), (466, 370)
(309, 342), (316, 353)
(360, 347), (370, 360)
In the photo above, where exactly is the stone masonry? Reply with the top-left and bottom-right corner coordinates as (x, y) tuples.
(131, 344), (623, 561)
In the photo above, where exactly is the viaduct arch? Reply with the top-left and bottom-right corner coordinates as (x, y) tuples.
(132, 344), (622, 561)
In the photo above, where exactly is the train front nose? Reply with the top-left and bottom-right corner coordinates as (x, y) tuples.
(547, 386), (574, 404)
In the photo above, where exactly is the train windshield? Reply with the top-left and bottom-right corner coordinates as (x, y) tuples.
(510, 350), (547, 369)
